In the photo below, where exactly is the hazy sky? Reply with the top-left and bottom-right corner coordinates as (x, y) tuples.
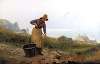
(0, 0), (100, 40)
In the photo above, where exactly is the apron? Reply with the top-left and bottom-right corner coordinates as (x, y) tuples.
(31, 28), (43, 48)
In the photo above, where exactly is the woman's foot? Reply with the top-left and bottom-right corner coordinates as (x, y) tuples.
(36, 47), (43, 55)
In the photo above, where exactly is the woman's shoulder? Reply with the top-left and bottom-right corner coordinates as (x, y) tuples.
(30, 19), (39, 24)
(31, 19), (39, 22)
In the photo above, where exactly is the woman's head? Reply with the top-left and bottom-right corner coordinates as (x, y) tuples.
(40, 14), (48, 21)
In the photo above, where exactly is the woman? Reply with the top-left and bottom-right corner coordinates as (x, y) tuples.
(30, 14), (48, 55)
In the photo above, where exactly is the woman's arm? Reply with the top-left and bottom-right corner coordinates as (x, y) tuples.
(30, 19), (37, 25)
(43, 23), (46, 34)
(30, 19), (38, 28)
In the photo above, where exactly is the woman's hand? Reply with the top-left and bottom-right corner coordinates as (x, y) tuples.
(44, 33), (47, 36)
(42, 33), (47, 38)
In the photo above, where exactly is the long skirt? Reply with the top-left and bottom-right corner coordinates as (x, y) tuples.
(31, 28), (43, 48)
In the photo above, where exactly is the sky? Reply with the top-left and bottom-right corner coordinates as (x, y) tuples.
(0, 0), (100, 40)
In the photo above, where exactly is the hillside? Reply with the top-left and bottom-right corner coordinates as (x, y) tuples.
(0, 19), (20, 32)
(0, 27), (100, 64)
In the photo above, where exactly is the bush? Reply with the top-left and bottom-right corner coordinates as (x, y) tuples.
(43, 36), (73, 50)
(0, 27), (31, 47)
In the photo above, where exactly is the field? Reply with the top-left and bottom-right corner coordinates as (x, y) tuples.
(0, 27), (100, 64)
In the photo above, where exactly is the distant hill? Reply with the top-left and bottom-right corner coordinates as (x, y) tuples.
(74, 34), (97, 44)
(0, 19), (20, 32)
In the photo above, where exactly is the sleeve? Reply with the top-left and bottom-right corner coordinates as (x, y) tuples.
(43, 23), (46, 34)
(30, 19), (37, 25)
